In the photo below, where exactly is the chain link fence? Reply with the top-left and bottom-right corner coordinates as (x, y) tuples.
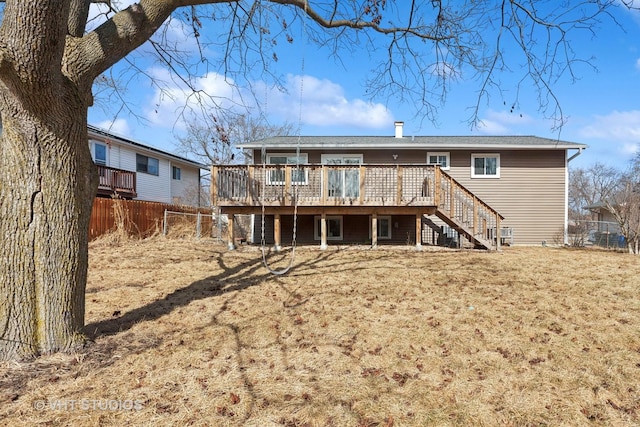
(162, 209), (253, 244)
(568, 219), (625, 249)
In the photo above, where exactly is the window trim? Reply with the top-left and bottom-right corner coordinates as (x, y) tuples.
(314, 215), (343, 241)
(471, 153), (500, 178)
(92, 141), (108, 166)
(426, 152), (450, 170)
(136, 153), (160, 176)
(266, 153), (308, 185)
(369, 215), (392, 240)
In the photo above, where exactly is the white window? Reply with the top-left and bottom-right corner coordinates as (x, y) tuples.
(93, 142), (107, 166)
(369, 216), (392, 239)
(314, 215), (343, 240)
(266, 153), (308, 185)
(471, 153), (500, 178)
(427, 152), (450, 170)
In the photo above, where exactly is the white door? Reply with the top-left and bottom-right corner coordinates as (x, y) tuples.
(321, 155), (362, 198)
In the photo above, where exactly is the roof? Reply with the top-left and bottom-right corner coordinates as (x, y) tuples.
(88, 125), (208, 169)
(239, 135), (588, 151)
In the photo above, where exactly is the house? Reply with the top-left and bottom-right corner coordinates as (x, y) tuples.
(582, 201), (626, 248)
(212, 122), (587, 249)
(88, 125), (207, 206)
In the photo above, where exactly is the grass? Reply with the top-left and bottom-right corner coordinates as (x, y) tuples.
(1, 238), (639, 426)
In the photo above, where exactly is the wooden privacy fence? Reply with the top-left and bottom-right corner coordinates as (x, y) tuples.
(89, 198), (213, 240)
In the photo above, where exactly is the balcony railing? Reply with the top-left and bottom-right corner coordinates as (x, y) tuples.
(96, 165), (137, 198)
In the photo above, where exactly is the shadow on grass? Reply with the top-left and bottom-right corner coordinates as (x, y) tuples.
(84, 247), (342, 338)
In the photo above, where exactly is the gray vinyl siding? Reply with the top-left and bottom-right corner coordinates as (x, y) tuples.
(447, 150), (566, 245)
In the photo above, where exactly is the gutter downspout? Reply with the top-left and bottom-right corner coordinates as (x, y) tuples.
(564, 147), (585, 245)
(567, 147), (584, 163)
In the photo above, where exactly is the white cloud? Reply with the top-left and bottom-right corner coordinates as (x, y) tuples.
(578, 110), (640, 157)
(476, 119), (509, 135)
(268, 74), (392, 129)
(476, 110), (535, 135)
(144, 69), (245, 130)
(144, 71), (392, 132)
(636, 57), (640, 71)
(95, 118), (130, 136)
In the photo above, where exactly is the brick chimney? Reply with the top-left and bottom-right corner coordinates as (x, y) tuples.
(394, 121), (404, 138)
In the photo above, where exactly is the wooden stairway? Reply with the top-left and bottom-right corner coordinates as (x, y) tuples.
(430, 169), (504, 250)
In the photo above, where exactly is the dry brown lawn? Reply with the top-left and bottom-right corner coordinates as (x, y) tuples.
(1, 237), (640, 426)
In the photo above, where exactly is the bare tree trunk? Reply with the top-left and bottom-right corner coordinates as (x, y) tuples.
(0, 100), (97, 360)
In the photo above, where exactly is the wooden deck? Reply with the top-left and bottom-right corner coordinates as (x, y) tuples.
(96, 165), (137, 199)
(212, 164), (504, 250)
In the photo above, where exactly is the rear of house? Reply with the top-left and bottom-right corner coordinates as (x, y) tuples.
(215, 123), (586, 248)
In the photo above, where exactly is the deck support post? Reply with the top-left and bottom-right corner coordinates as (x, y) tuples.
(227, 213), (236, 250)
(371, 213), (378, 249)
(496, 212), (501, 251)
(415, 214), (423, 251)
(274, 213), (282, 252)
(320, 212), (328, 250)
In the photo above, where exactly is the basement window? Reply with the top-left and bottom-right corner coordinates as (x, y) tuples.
(314, 216), (343, 241)
(369, 216), (392, 239)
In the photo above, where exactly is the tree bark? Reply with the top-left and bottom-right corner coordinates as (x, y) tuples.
(0, 95), (97, 360)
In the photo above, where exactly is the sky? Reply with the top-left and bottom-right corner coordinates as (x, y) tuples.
(87, 1), (640, 170)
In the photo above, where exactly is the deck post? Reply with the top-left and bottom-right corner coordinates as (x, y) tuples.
(246, 165), (254, 205)
(227, 213), (235, 250)
(274, 213), (282, 252)
(320, 212), (328, 250)
(396, 165), (403, 205)
(284, 165), (292, 205)
(449, 180), (455, 218)
(321, 165), (328, 204)
(496, 212), (501, 250)
(371, 213), (378, 249)
(359, 165), (366, 204)
(434, 167), (441, 206)
(473, 195), (478, 238)
(415, 214), (423, 251)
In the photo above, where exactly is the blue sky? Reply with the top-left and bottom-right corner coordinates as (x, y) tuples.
(88, 1), (640, 169)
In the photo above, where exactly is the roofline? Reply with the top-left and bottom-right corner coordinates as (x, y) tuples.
(239, 142), (588, 150)
(238, 136), (588, 151)
(88, 124), (208, 169)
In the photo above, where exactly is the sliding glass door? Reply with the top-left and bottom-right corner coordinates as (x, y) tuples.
(322, 155), (362, 198)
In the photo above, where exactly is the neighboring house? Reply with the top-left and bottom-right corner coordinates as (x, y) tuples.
(583, 201), (624, 246)
(583, 201), (620, 227)
(213, 122), (586, 249)
(88, 125), (207, 206)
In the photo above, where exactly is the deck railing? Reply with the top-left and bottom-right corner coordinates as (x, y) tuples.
(435, 171), (504, 245)
(97, 165), (137, 198)
(212, 164), (438, 207)
(212, 164), (504, 247)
